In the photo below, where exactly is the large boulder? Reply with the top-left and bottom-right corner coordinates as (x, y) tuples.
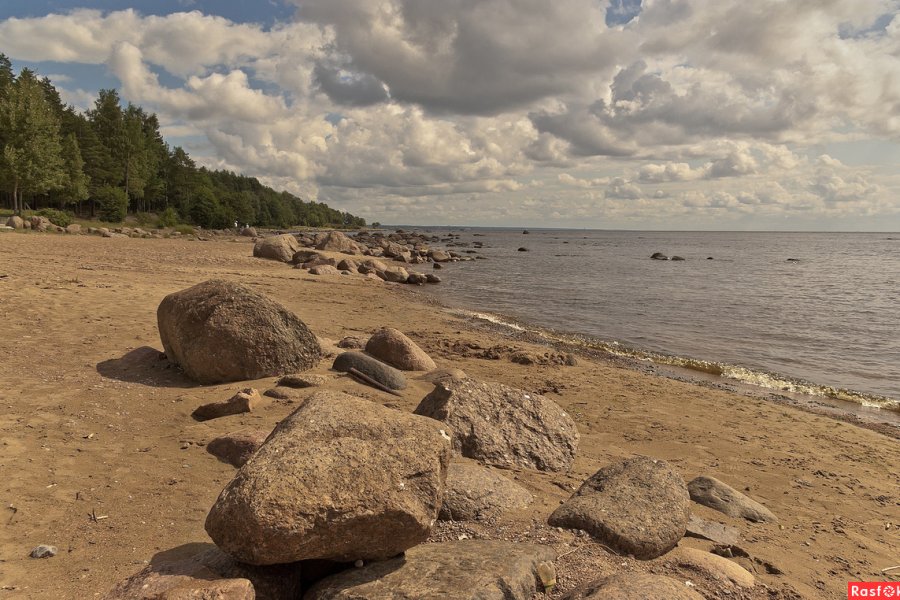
(205, 391), (452, 565)
(253, 234), (301, 262)
(103, 544), (303, 600)
(562, 573), (704, 600)
(364, 327), (437, 371)
(687, 475), (778, 523)
(440, 460), (533, 521)
(5, 215), (24, 229)
(429, 249), (452, 262)
(157, 280), (322, 384)
(378, 265), (409, 283)
(414, 378), (578, 472)
(306, 540), (556, 600)
(316, 231), (363, 254)
(332, 351), (407, 390)
(548, 456), (689, 559)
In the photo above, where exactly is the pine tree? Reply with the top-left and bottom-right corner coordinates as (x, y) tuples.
(58, 133), (90, 207)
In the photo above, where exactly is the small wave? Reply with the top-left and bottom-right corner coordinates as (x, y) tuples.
(449, 308), (900, 413)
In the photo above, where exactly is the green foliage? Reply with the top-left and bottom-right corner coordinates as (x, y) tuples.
(58, 133), (90, 205)
(158, 206), (179, 228)
(135, 212), (157, 227)
(37, 208), (73, 227)
(173, 223), (195, 235)
(95, 185), (128, 222)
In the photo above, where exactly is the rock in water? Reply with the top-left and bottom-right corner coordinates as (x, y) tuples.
(253, 233), (301, 262)
(440, 460), (533, 521)
(157, 280), (322, 384)
(687, 476), (778, 523)
(305, 540), (556, 600)
(563, 573), (704, 600)
(207, 430), (268, 467)
(332, 351), (407, 390)
(548, 456), (689, 559)
(414, 378), (578, 472)
(365, 327), (437, 371)
(650, 252), (668, 260)
(205, 391), (451, 564)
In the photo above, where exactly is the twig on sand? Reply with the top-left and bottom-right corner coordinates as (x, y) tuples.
(882, 565), (900, 573)
(348, 368), (403, 397)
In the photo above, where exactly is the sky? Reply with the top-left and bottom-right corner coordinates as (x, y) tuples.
(1, 0), (899, 230)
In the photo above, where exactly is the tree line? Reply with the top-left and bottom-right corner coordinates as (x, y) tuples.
(0, 54), (366, 229)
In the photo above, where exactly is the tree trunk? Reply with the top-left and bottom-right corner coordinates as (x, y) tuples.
(12, 179), (19, 215)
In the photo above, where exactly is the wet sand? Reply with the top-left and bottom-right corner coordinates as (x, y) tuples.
(0, 232), (898, 599)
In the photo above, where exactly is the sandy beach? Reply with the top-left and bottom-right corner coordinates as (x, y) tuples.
(0, 232), (898, 599)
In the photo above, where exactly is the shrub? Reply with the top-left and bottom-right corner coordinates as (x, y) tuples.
(158, 207), (179, 228)
(173, 224), (196, 235)
(37, 208), (74, 228)
(135, 212), (158, 227)
(95, 186), (128, 223)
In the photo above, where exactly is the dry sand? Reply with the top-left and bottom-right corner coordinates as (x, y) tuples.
(0, 232), (897, 599)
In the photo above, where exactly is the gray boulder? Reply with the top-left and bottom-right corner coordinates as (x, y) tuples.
(365, 327), (436, 371)
(205, 391), (452, 564)
(687, 475), (778, 523)
(440, 460), (533, 521)
(332, 351), (407, 390)
(414, 378), (578, 472)
(306, 540), (556, 600)
(548, 456), (689, 559)
(157, 279), (322, 384)
(253, 234), (301, 262)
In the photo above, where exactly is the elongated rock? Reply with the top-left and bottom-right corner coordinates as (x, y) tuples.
(332, 351), (407, 390)
(205, 391), (451, 565)
(688, 476), (778, 523)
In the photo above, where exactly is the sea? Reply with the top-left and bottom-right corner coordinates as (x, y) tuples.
(404, 229), (900, 423)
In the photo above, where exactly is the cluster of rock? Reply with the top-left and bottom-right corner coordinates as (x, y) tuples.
(105, 279), (774, 598)
(2, 214), (241, 239)
(253, 230), (485, 285)
(651, 251), (686, 261)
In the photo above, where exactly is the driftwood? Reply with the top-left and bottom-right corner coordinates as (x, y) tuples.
(348, 367), (403, 397)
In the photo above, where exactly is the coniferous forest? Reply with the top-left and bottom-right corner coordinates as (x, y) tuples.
(0, 54), (366, 229)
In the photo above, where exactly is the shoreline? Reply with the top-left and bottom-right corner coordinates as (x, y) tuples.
(1, 232), (898, 599)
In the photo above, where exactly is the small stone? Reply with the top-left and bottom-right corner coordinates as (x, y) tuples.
(30, 545), (57, 559)
(192, 388), (261, 421)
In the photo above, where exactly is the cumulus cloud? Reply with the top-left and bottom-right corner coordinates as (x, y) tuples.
(0, 0), (897, 228)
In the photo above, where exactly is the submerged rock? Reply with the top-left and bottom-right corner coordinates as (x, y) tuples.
(650, 252), (668, 260)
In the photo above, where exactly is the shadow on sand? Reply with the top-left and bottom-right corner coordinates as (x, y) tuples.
(96, 346), (198, 388)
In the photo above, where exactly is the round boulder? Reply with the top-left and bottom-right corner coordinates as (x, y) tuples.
(157, 279), (322, 384)
(205, 391), (452, 564)
(253, 234), (301, 262)
(365, 328), (436, 371)
(548, 456), (690, 559)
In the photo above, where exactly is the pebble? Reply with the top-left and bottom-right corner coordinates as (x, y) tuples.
(30, 545), (57, 559)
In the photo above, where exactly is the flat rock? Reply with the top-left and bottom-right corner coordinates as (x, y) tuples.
(416, 368), (468, 384)
(337, 336), (366, 349)
(332, 351), (407, 391)
(305, 540), (556, 600)
(103, 544), (302, 600)
(309, 265), (341, 276)
(685, 515), (741, 546)
(365, 327), (437, 371)
(157, 280), (322, 384)
(665, 547), (755, 588)
(563, 573), (704, 600)
(688, 476), (778, 523)
(207, 430), (268, 467)
(548, 456), (689, 559)
(253, 233), (301, 262)
(277, 374), (327, 388)
(192, 388), (261, 421)
(263, 386), (306, 401)
(205, 391), (451, 564)
(440, 460), (533, 521)
(414, 378), (578, 472)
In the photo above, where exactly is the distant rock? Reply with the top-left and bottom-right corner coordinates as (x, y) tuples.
(207, 430), (268, 467)
(65, 224), (81, 234)
(239, 226), (257, 237)
(417, 368), (468, 384)
(316, 231), (363, 254)
(192, 388), (261, 421)
(365, 327), (437, 371)
(433, 262), (443, 269)
(786, 258), (801, 262)
(309, 265), (341, 276)
(305, 540), (555, 600)
(6, 216), (24, 229)
(671, 256), (685, 261)
(650, 252), (668, 260)
(157, 280), (322, 384)
(430, 249), (452, 262)
(336, 258), (358, 272)
(688, 476), (778, 523)
(414, 378), (578, 472)
(30, 545), (57, 559)
(518, 247), (529, 252)
(563, 573), (704, 600)
(378, 265), (409, 283)
(426, 273), (442, 283)
(253, 234), (301, 262)
(549, 456), (689, 559)
(336, 336), (366, 349)
(332, 351), (407, 390)
(440, 460), (533, 521)
(205, 391), (452, 564)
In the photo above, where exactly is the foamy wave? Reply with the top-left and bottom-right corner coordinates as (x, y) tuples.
(450, 309), (526, 331)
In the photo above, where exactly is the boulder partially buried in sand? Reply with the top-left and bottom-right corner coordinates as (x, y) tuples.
(205, 391), (452, 565)
(562, 573), (704, 600)
(305, 540), (556, 600)
(687, 475), (778, 523)
(414, 378), (578, 472)
(332, 351), (407, 390)
(548, 456), (690, 559)
(252, 233), (301, 262)
(439, 460), (533, 521)
(207, 430), (268, 468)
(157, 280), (322, 384)
(365, 327), (437, 371)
